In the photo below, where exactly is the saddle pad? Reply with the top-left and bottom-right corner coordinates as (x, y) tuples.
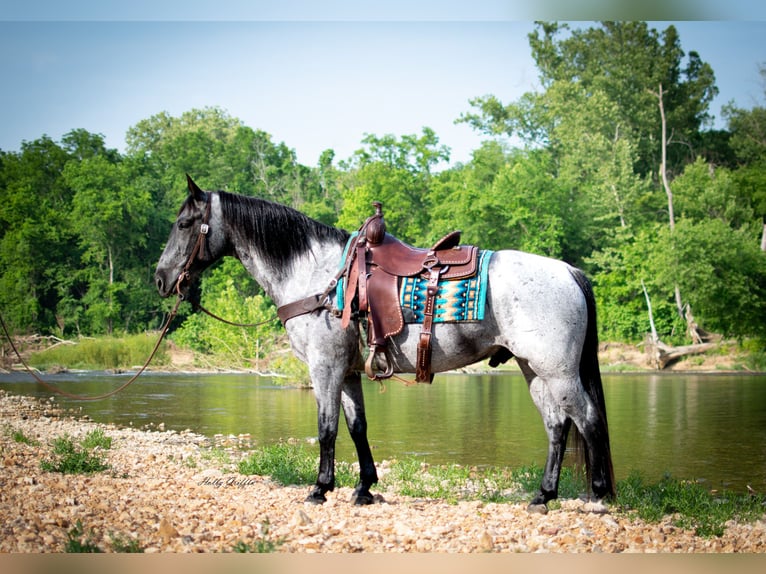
(399, 249), (493, 323)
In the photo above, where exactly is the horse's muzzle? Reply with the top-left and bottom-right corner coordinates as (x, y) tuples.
(154, 270), (174, 298)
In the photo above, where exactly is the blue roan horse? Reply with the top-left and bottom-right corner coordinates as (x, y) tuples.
(155, 176), (615, 511)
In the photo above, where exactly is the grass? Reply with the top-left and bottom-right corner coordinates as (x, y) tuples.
(40, 428), (112, 474)
(617, 471), (766, 537)
(238, 442), (357, 487)
(28, 333), (170, 371)
(5, 426), (40, 446)
(232, 519), (284, 553)
(65, 520), (144, 553)
(237, 442), (765, 537)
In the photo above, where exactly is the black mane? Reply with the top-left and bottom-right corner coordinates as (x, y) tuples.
(217, 191), (350, 271)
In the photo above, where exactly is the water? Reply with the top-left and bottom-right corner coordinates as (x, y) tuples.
(1, 371), (764, 493)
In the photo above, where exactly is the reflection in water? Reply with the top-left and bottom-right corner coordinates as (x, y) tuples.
(1, 371), (764, 492)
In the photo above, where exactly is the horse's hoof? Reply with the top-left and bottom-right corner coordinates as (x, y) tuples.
(526, 503), (548, 515)
(351, 491), (375, 505)
(305, 489), (327, 504)
(583, 499), (609, 514)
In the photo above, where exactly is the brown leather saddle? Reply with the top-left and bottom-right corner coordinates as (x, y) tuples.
(341, 202), (479, 383)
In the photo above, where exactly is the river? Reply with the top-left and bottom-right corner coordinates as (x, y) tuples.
(1, 371), (764, 493)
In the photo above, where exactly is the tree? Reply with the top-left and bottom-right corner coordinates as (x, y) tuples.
(63, 155), (151, 334)
(337, 128), (449, 243)
(0, 136), (76, 333)
(723, 63), (766, 250)
(461, 22), (718, 177)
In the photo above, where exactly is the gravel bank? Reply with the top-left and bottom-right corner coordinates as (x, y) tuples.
(1, 390), (764, 554)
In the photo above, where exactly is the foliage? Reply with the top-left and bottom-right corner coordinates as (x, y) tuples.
(7, 426), (39, 446)
(65, 520), (103, 553)
(232, 519), (284, 553)
(1, 21), (765, 359)
(617, 471), (766, 537)
(238, 442), (357, 488)
(29, 333), (169, 371)
(40, 429), (111, 474)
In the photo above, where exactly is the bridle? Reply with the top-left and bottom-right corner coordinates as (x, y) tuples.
(174, 192), (212, 299)
(173, 192), (278, 329)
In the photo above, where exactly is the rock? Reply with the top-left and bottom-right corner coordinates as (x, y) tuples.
(158, 517), (179, 544)
(478, 531), (494, 552)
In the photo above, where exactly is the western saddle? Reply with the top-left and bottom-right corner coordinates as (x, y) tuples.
(276, 201), (481, 383)
(340, 202), (479, 383)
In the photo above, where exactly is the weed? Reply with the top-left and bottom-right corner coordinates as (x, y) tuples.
(40, 429), (111, 474)
(238, 442), (355, 487)
(29, 333), (169, 371)
(615, 471), (766, 537)
(79, 428), (112, 450)
(232, 519), (283, 553)
(65, 520), (103, 553)
(7, 427), (39, 446)
(109, 532), (144, 553)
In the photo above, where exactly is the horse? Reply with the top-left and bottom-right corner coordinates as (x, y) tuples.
(155, 176), (615, 511)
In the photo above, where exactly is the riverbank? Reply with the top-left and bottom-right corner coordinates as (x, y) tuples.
(3, 333), (763, 377)
(1, 390), (764, 553)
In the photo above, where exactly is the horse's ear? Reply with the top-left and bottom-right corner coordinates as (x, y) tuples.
(186, 174), (205, 202)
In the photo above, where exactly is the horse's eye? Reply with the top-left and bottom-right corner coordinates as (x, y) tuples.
(177, 219), (192, 230)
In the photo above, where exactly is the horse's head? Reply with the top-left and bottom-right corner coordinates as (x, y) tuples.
(154, 175), (226, 299)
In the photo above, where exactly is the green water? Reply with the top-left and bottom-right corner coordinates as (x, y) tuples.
(2, 371), (764, 492)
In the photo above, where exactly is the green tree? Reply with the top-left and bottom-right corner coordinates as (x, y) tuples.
(723, 64), (766, 251)
(0, 136), (76, 333)
(524, 21), (717, 176)
(63, 155), (151, 334)
(337, 128), (449, 243)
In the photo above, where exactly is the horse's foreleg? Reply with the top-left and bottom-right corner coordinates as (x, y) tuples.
(341, 373), (378, 505)
(307, 384), (341, 504)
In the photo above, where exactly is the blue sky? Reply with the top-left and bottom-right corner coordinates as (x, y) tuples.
(1, 5), (765, 167)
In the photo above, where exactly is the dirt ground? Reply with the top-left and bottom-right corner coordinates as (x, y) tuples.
(1, 390), (765, 554)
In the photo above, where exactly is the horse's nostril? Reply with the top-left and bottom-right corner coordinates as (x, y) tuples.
(156, 276), (164, 293)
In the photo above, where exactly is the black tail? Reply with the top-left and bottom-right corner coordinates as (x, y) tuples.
(569, 267), (616, 498)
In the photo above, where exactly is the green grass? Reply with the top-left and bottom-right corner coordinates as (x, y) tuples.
(235, 442), (765, 537)
(617, 471), (766, 537)
(64, 520), (144, 553)
(232, 519), (284, 553)
(29, 333), (169, 371)
(238, 442), (357, 488)
(40, 429), (111, 474)
(5, 426), (40, 446)
(65, 520), (103, 553)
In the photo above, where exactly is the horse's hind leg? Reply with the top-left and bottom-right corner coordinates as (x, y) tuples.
(341, 373), (379, 505)
(531, 370), (613, 506)
(522, 362), (572, 512)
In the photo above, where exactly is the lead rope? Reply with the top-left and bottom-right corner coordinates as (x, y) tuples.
(0, 295), (183, 401)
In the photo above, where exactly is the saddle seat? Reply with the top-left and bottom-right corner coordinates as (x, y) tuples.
(341, 202), (480, 383)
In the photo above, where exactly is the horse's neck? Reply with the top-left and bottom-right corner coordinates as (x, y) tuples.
(236, 239), (344, 308)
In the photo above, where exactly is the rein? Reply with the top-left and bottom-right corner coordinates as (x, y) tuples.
(0, 297), (182, 401)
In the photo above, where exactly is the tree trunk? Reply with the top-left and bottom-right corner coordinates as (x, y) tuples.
(654, 83), (684, 319)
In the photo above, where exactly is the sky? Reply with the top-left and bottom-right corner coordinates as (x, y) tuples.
(1, 3), (765, 168)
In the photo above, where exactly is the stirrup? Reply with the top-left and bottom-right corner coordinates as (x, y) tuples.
(364, 345), (394, 381)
